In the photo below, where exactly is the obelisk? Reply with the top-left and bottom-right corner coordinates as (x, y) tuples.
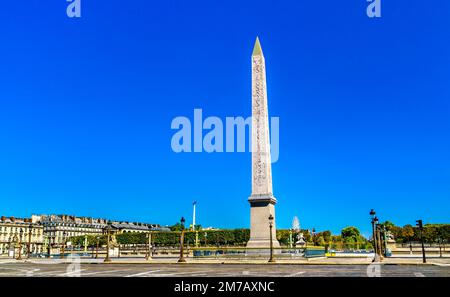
(247, 37), (280, 249)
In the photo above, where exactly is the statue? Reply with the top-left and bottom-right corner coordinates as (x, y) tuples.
(110, 234), (119, 247)
(296, 232), (306, 246)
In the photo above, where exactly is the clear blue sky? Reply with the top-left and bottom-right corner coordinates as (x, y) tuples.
(1, 1), (449, 236)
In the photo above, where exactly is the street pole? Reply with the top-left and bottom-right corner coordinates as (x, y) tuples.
(370, 210), (380, 262)
(416, 220), (426, 263)
(376, 225), (383, 261)
(192, 201), (197, 231)
(146, 232), (152, 260)
(382, 226), (388, 257)
(27, 223), (33, 259)
(178, 217), (186, 263)
(104, 221), (112, 263)
(268, 214), (275, 263)
(289, 229), (293, 249)
(17, 229), (23, 260)
(47, 237), (51, 258)
(60, 231), (66, 259)
(95, 236), (99, 259)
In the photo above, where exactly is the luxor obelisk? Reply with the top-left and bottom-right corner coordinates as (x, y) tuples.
(247, 37), (280, 249)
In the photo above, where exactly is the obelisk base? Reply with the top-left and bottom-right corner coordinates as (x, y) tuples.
(246, 195), (281, 249)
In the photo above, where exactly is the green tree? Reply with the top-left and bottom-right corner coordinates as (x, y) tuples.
(316, 236), (326, 246)
(402, 224), (415, 243)
(170, 222), (183, 231)
(341, 226), (360, 240)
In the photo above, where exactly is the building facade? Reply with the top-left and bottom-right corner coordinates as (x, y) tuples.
(0, 217), (44, 256)
(1, 214), (162, 256)
(32, 215), (107, 246)
(32, 214), (162, 246)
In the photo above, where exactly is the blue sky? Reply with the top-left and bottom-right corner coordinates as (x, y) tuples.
(0, 1), (449, 236)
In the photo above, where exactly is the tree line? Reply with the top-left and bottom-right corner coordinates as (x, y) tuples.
(69, 223), (449, 248)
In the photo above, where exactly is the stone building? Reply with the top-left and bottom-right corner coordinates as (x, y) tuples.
(0, 216), (44, 256)
(32, 214), (107, 246)
(32, 214), (162, 246)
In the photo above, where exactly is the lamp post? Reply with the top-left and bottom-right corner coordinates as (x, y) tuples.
(17, 229), (23, 260)
(289, 229), (293, 248)
(178, 217), (186, 263)
(375, 217), (383, 261)
(104, 221), (112, 263)
(47, 236), (51, 258)
(204, 232), (207, 247)
(195, 230), (199, 248)
(312, 228), (316, 246)
(268, 214), (275, 263)
(60, 231), (67, 259)
(146, 232), (152, 261)
(84, 235), (88, 254)
(382, 225), (388, 257)
(95, 236), (100, 259)
(416, 220), (426, 263)
(27, 223), (33, 259)
(370, 209), (380, 262)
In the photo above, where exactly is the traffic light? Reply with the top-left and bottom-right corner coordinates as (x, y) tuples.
(416, 219), (423, 229)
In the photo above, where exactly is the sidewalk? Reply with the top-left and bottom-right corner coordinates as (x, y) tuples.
(4, 256), (447, 266)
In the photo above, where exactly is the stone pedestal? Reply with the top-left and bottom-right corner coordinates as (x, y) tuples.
(247, 197), (281, 249)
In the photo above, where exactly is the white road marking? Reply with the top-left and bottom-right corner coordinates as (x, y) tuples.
(414, 272), (425, 277)
(124, 270), (162, 277)
(145, 270), (214, 277)
(32, 270), (67, 276)
(59, 269), (86, 276)
(432, 263), (450, 267)
(286, 271), (305, 277)
(190, 274), (208, 276)
(26, 269), (41, 276)
(80, 269), (132, 276)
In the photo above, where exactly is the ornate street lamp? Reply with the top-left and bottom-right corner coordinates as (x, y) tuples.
(370, 209), (380, 262)
(312, 228), (316, 246)
(17, 228), (23, 260)
(416, 219), (426, 263)
(289, 228), (293, 248)
(83, 235), (88, 254)
(146, 231), (153, 261)
(268, 214), (275, 263)
(27, 223), (33, 259)
(95, 236), (100, 259)
(47, 235), (52, 258)
(60, 231), (67, 259)
(104, 221), (112, 263)
(374, 216), (383, 261)
(178, 217), (186, 263)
